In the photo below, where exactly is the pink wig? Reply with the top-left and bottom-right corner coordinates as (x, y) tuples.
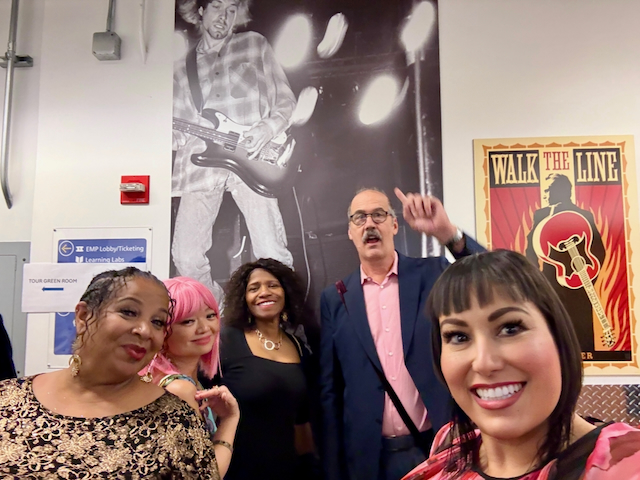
(140, 277), (220, 381)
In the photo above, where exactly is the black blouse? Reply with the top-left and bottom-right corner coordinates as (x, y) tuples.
(213, 326), (310, 480)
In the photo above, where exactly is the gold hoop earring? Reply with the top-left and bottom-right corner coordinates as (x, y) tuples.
(280, 312), (288, 323)
(69, 353), (82, 377)
(140, 353), (158, 383)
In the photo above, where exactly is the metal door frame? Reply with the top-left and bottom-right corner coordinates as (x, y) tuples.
(0, 241), (29, 376)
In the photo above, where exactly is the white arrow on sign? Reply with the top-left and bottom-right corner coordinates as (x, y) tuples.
(22, 262), (146, 313)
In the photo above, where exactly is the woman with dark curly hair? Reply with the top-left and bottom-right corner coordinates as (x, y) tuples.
(204, 258), (319, 480)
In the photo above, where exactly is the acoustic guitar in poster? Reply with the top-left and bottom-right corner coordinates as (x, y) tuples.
(533, 210), (616, 348)
(173, 108), (298, 198)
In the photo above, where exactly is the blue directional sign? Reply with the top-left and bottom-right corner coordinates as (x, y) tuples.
(54, 237), (147, 354)
(57, 238), (147, 264)
(54, 312), (75, 355)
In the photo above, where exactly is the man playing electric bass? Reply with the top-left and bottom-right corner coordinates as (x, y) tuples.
(172, 0), (296, 302)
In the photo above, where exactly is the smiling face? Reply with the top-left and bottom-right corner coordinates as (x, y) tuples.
(245, 268), (286, 323)
(439, 293), (562, 444)
(199, 0), (238, 41)
(165, 305), (219, 360)
(76, 277), (169, 378)
(348, 190), (398, 266)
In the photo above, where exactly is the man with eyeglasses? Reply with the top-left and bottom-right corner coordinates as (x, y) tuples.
(319, 187), (484, 480)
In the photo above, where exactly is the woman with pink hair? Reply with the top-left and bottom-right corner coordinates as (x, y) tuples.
(140, 276), (239, 477)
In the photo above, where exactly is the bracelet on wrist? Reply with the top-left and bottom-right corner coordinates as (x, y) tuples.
(212, 439), (233, 453)
(445, 227), (464, 251)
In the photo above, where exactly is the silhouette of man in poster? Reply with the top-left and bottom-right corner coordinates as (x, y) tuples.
(526, 174), (606, 355)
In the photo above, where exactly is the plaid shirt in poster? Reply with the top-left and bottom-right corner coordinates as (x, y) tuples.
(172, 31), (296, 195)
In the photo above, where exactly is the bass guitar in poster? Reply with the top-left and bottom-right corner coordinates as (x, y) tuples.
(533, 210), (616, 348)
(173, 108), (298, 198)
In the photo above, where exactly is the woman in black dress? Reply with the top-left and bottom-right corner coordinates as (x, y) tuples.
(210, 258), (318, 480)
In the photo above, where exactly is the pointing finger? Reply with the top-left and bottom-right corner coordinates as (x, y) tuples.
(405, 194), (419, 219)
(394, 187), (408, 204)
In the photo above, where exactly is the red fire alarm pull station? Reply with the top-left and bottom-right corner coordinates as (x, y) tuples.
(120, 175), (150, 204)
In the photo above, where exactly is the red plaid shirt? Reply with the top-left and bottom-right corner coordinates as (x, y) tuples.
(172, 31), (296, 195)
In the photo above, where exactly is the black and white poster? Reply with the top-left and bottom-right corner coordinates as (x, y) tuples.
(170, 0), (443, 321)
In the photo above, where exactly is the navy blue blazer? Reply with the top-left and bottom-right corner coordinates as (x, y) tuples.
(0, 315), (16, 381)
(319, 240), (484, 480)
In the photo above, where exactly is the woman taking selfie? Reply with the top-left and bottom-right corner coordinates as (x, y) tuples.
(210, 258), (318, 480)
(140, 276), (239, 477)
(403, 250), (640, 480)
(0, 267), (222, 478)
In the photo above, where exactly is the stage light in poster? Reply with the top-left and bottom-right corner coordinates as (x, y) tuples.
(291, 86), (319, 126)
(401, 1), (436, 61)
(358, 75), (402, 125)
(317, 13), (348, 59)
(274, 14), (312, 69)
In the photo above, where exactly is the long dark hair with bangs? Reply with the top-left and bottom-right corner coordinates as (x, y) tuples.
(426, 249), (582, 476)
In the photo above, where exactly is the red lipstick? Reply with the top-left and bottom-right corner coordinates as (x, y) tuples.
(123, 344), (147, 361)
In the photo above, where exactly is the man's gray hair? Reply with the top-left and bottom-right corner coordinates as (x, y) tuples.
(347, 187), (397, 219)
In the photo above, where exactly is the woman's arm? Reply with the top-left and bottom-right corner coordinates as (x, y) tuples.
(295, 422), (321, 480)
(164, 379), (200, 411)
(295, 422), (315, 455)
(196, 386), (240, 478)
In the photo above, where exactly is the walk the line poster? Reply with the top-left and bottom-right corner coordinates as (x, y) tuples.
(473, 136), (639, 375)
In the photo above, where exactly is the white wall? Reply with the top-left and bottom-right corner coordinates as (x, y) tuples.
(439, 0), (640, 384)
(24, 0), (174, 374)
(439, 0), (640, 234)
(0, 0), (43, 241)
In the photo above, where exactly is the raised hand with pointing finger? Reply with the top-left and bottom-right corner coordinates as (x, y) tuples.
(394, 188), (464, 251)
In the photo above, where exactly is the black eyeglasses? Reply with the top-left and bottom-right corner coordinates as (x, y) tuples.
(349, 209), (392, 226)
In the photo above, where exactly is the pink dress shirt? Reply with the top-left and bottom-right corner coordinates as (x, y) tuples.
(361, 252), (431, 437)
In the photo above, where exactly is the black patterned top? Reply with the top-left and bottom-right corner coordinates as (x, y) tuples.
(0, 376), (220, 479)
